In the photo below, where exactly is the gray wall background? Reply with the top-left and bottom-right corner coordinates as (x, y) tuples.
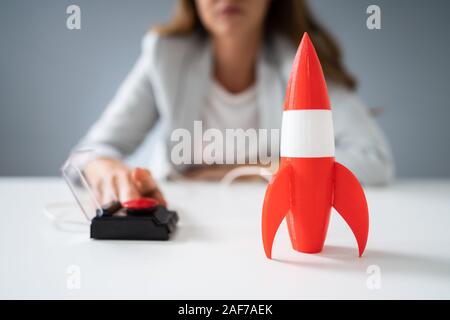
(1, 0), (449, 177)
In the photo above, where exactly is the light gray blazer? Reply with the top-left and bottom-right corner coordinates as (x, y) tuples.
(73, 32), (394, 185)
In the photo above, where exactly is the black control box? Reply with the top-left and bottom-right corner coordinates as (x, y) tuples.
(91, 203), (178, 240)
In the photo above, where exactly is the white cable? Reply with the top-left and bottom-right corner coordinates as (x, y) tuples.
(43, 201), (90, 226)
(220, 166), (273, 186)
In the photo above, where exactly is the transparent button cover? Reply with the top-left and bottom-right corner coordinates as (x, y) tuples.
(61, 151), (103, 221)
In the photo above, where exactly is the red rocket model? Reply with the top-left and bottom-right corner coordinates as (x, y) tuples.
(262, 33), (369, 259)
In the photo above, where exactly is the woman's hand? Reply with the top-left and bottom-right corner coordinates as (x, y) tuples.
(83, 157), (167, 206)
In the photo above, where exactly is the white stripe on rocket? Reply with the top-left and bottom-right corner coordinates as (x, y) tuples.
(280, 110), (335, 158)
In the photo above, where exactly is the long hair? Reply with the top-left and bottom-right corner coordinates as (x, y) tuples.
(154, 0), (356, 90)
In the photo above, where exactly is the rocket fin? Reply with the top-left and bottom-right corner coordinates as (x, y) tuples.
(262, 164), (292, 259)
(333, 162), (369, 257)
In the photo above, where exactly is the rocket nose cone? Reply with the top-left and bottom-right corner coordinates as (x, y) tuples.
(284, 32), (331, 110)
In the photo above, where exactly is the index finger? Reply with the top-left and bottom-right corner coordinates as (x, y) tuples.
(132, 168), (167, 207)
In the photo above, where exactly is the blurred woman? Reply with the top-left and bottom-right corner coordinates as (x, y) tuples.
(70, 0), (394, 205)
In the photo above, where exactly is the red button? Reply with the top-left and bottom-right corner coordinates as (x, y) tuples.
(122, 197), (158, 210)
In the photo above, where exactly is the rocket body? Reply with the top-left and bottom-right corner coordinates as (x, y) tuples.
(262, 33), (369, 259)
(281, 108), (335, 253)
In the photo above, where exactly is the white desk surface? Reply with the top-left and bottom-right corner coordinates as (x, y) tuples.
(0, 177), (449, 299)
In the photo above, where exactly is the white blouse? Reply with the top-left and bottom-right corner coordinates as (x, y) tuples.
(200, 80), (259, 165)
